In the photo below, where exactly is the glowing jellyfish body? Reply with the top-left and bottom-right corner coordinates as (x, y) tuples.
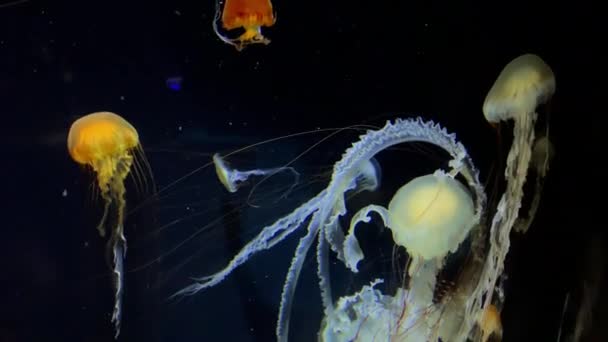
(318, 168), (478, 341)
(386, 172), (475, 260)
(213, 152), (299, 194)
(461, 54), (556, 330)
(214, 0), (275, 50)
(168, 55), (555, 342)
(173, 52), (555, 338)
(483, 54), (555, 124)
(174, 118), (486, 341)
(477, 304), (503, 342)
(68, 112), (149, 339)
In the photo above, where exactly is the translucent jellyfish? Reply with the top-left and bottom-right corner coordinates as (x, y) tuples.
(463, 53), (556, 328)
(321, 167), (482, 341)
(514, 135), (555, 234)
(344, 171), (476, 273)
(166, 54), (554, 341)
(172, 118), (486, 341)
(68, 111), (153, 339)
(213, 0), (276, 50)
(322, 52), (556, 338)
(213, 152), (300, 195)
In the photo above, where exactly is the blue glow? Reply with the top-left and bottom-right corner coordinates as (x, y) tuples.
(166, 76), (183, 91)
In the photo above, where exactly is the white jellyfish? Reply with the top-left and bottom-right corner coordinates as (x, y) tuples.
(322, 169), (481, 341)
(164, 53), (555, 342)
(464, 53), (556, 324)
(172, 117), (486, 341)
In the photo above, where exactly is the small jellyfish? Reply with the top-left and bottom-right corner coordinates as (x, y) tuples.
(530, 135), (555, 178)
(213, 152), (299, 194)
(68, 111), (152, 339)
(0, 0), (29, 9)
(213, 0), (276, 50)
(514, 135), (555, 234)
(476, 304), (503, 342)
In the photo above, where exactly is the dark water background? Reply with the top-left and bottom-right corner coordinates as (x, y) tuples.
(1, 0), (603, 341)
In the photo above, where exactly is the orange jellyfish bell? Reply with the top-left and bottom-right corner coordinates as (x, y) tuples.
(215, 0), (276, 50)
(68, 112), (139, 196)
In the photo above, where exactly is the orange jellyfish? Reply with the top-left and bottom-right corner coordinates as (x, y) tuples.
(68, 111), (152, 339)
(477, 304), (503, 342)
(213, 0), (276, 50)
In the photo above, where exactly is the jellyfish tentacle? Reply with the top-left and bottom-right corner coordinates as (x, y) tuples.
(175, 118), (486, 341)
(316, 223), (333, 315)
(322, 118), (484, 265)
(458, 54), (555, 340)
(110, 226), (126, 339)
(170, 190), (326, 298)
(514, 136), (554, 234)
(343, 204), (390, 273)
(276, 211), (322, 342)
(108, 174), (129, 339)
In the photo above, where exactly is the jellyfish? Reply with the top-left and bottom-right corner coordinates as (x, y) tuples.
(318, 167), (482, 341)
(68, 111), (152, 339)
(213, 152), (300, 196)
(459, 54), (556, 328)
(514, 135), (555, 234)
(213, 0), (276, 50)
(476, 304), (503, 342)
(344, 171), (476, 274)
(161, 55), (553, 341)
(172, 117), (487, 341)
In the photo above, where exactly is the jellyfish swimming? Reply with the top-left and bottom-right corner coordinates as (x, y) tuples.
(168, 53), (555, 341)
(173, 117), (486, 341)
(322, 166), (483, 341)
(469, 53), (556, 316)
(213, 152), (300, 195)
(68, 111), (152, 339)
(213, 0), (276, 50)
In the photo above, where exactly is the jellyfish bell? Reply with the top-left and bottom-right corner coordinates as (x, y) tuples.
(68, 112), (140, 201)
(214, 0), (276, 50)
(482, 53), (555, 194)
(531, 135), (555, 177)
(387, 171), (475, 261)
(482, 53), (556, 124)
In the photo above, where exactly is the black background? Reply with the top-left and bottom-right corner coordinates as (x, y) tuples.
(1, 0), (603, 341)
